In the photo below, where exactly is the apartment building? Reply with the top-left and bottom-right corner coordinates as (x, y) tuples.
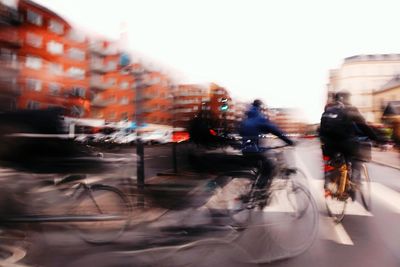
(269, 108), (306, 134)
(172, 84), (209, 128)
(373, 75), (400, 122)
(16, 0), (91, 117)
(88, 39), (135, 122)
(0, 0), (21, 111)
(136, 70), (172, 125)
(327, 54), (400, 122)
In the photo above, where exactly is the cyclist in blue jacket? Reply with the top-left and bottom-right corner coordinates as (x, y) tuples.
(239, 99), (294, 189)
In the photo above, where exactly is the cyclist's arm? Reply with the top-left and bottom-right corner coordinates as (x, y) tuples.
(348, 107), (381, 142)
(259, 120), (294, 145)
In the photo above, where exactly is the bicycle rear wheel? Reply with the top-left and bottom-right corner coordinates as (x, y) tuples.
(359, 164), (371, 211)
(71, 184), (131, 244)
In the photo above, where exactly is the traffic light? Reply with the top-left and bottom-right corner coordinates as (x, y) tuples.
(220, 98), (229, 112)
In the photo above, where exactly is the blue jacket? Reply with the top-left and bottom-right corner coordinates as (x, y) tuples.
(239, 106), (293, 148)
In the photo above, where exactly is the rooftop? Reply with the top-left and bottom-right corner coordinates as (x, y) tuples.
(344, 54), (400, 64)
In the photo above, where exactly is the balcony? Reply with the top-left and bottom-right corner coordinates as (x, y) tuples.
(90, 64), (108, 74)
(0, 4), (21, 26)
(0, 82), (20, 96)
(131, 67), (145, 75)
(137, 94), (153, 101)
(91, 96), (115, 107)
(90, 79), (109, 90)
(0, 30), (21, 48)
(90, 46), (118, 57)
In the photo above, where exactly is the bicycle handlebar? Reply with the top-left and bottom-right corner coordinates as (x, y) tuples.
(258, 144), (292, 152)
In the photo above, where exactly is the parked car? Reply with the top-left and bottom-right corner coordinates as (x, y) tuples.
(141, 131), (172, 145)
(113, 133), (137, 145)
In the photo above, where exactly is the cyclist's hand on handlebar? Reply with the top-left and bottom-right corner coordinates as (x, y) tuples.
(286, 139), (296, 146)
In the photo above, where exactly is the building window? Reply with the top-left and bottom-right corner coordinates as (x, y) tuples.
(48, 83), (60, 95)
(25, 56), (42, 69)
(120, 81), (129, 90)
(67, 30), (85, 43)
(27, 100), (40, 110)
(71, 87), (86, 98)
(120, 97), (129, 105)
(47, 41), (63, 54)
(27, 10), (42, 26)
(107, 78), (116, 86)
(71, 105), (85, 117)
(106, 61), (117, 71)
(48, 20), (64, 34)
(66, 67), (85, 79)
(26, 32), (42, 48)
(26, 79), (42, 91)
(68, 48), (85, 61)
(48, 63), (63, 75)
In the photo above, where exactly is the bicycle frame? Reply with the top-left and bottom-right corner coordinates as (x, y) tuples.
(324, 154), (352, 200)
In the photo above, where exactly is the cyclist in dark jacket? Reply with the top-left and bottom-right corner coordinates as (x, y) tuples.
(320, 91), (381, 198)
(239, 100), (294, 188)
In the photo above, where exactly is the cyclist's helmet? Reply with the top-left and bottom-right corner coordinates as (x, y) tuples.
(334, 90), (351, 105)
(252, 99), (263, 108)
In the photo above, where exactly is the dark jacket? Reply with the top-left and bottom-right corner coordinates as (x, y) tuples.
(239, 106), (293, 146)
(320, 103), (379, 142)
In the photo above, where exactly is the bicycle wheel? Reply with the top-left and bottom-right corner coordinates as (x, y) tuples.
(266, 180), (318, 257)
(204, 172), (255, 228)
(325, 194), (347, 223)
(359, 164), (371, 211)
(71, 184), (131, 244)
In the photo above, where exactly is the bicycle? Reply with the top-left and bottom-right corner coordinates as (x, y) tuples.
(323, 151), (371, 223)
(203, 144), (319, 261)
(0, 174), (132, 244)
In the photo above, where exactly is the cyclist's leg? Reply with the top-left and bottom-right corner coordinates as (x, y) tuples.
(321, 141), (338, 190)
(256, 156), (274, 189)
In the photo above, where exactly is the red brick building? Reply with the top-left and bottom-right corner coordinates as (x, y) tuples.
(88, 39), (135, 122)
(17, 0), (90, 117)
(139, 70), (172, 125)
(172, 84), (209, 127)
(1, 0), (244, 131)
(0, 1), (21, 111)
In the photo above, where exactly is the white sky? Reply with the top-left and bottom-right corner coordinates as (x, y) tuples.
(35, 0), (400, 123)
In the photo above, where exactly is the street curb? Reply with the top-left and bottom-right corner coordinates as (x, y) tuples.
(370, 160), (400, 170)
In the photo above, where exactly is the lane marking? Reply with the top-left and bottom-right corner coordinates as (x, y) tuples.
(371, 182), (400, 213)
(294, 150), (355, 246)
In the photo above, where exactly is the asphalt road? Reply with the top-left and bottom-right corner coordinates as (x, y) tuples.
(1, 140), (400, 267)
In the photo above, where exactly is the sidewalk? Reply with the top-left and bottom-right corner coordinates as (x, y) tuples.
(371, 149), (400, 170)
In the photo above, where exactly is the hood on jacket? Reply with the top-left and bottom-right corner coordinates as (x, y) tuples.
(246, 106), (261, 118)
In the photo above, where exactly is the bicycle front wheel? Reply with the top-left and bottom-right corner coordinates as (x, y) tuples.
(265, 180), (319, 258)
(71, 184), (131, 244)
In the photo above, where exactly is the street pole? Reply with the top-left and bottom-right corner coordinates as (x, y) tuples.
(134, 68), (145, 207)
(172, 90), (178, 173)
